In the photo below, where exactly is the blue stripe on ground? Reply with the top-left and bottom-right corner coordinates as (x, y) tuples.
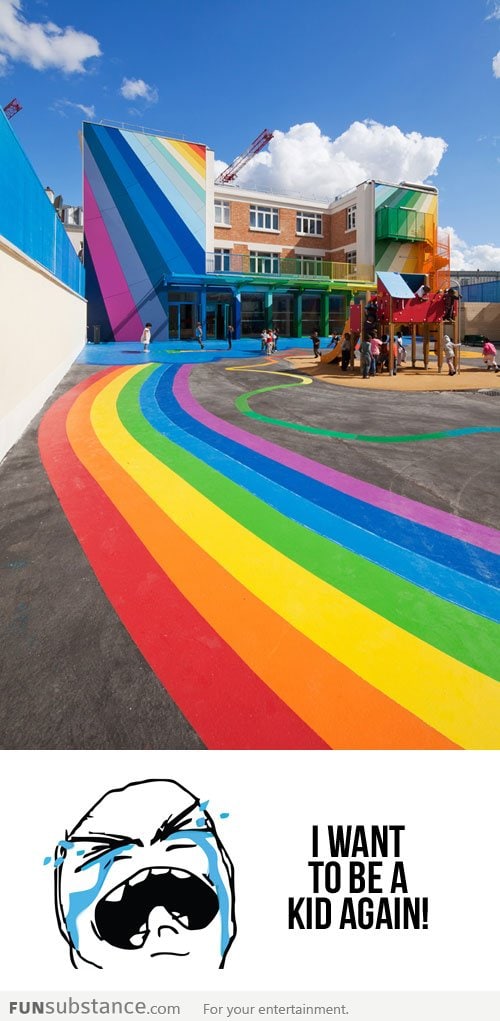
(136, 366), (500, 623)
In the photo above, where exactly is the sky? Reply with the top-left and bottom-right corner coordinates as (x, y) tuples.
(1, 0), (500, 269)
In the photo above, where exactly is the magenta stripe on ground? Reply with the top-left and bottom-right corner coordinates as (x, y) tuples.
(173, 364), (500, 555)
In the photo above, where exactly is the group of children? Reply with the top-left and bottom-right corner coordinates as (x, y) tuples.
(140, 322), (499, 375)
(358, 333), (406, 378)
(261, 328), (279, 355)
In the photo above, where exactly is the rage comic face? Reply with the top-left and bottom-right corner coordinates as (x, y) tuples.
(53, 780), (236, 971)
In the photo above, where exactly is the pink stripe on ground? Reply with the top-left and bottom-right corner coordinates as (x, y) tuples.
(84, 175), (144, 342)
(174, 364), (500, 556)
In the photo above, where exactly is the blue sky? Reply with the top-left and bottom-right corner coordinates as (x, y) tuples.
(2, 0), (500, 267)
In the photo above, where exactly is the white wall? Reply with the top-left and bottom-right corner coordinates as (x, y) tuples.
(0, 234), (87, 463)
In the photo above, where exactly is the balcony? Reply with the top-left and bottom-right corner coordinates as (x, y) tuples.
(206, 252), (374, 283)
(375, 207), (432, 243)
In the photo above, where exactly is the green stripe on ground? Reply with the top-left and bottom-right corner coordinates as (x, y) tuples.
(234, 378), (500, 443)
(113, 367), (499, 682)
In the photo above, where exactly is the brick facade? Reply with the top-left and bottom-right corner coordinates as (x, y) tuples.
(214, 198), (334, 255)
(325, 207), (357, 260)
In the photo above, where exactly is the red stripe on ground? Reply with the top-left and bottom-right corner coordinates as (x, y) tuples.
(38, 371), (327, 749)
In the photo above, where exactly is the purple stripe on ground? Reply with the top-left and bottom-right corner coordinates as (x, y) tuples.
(173, 364), (500, 556)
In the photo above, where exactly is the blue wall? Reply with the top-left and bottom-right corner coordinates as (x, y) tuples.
(461, 280), (500, 303)
(0, 110), (84, 296)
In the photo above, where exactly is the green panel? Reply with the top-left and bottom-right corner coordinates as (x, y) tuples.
(376, 206), (428, 242)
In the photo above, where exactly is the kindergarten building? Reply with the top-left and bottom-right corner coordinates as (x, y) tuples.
(83, 122), (450, 341)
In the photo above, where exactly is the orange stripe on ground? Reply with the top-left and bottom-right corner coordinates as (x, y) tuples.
(66, 370), (457, 750)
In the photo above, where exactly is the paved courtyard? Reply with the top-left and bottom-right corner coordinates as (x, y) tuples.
(1, 341), (499, 749)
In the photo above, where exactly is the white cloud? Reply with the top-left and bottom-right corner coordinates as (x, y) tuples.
(120, 76), (158, 104)
(492, 50), (500, 76)
(217, 120), (447, 200)
(52, 98), (95, 118)
(443, 226), (500, 270)
(0, 0), (101, 73)
(486, 1), (500, 18)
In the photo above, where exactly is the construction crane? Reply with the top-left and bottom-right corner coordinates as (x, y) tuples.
(3, 98), (22, 120)
(215, 128), (273, 185)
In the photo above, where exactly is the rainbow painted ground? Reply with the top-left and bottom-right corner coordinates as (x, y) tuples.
(39, 362), (500, 750)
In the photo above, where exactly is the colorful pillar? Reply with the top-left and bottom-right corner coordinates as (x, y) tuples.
(295, 292), (303, 338)
(234, 290), (242, 340)
(320, 292), (329, 338)
(200, 287), (207, 338)
(265, 291), (273, 330)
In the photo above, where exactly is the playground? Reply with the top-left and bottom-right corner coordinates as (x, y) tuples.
(1, 337), (499, 752)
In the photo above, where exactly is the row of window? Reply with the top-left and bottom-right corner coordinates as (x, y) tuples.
(213, 250), (357, 272)
(214, 201), (357, 234)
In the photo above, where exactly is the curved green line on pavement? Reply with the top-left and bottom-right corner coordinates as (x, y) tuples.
(234, 377), (500, 444)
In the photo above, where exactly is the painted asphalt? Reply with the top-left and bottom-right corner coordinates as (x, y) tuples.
(78, 338), (307, 366)
(1, 349), (499, 749)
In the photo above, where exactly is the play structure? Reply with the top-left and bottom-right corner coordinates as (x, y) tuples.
(320, 318), (350, 363)
(348, 272), (460, 373)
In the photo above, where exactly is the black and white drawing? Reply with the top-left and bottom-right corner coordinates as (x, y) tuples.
(49, 779), (236, 971)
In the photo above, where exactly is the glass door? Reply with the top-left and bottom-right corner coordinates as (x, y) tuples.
(206, 302), (217, 340)
(179, 302), (195, 340)
(168, 304), (179, 340)
(168, 302), (195, 340)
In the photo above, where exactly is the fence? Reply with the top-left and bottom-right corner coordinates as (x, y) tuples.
(206, 252), (374, 283)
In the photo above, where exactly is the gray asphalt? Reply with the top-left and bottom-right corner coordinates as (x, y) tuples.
(0, 365), (204, 750)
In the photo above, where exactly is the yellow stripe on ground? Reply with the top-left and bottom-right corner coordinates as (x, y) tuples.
(88, 366), (500, 748)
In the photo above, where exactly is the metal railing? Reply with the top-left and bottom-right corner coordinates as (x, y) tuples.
(206, 252), (374, 282)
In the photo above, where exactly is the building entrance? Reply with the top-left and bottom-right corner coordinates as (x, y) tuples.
(168, 302), (196, 340)
(206, 300), (231, 340)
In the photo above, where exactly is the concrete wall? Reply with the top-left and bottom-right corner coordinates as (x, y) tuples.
(461, 302), (500, 342)
(0, 234), (86, 462)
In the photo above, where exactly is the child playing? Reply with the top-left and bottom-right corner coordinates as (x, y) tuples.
(360, 336), (371, 378)
(482, 339), (499, 371)
(265, 332), (274, 356)
(141, 322), (152, 353)
(443, 334), (458, 376)
(310, 331), (321, 359)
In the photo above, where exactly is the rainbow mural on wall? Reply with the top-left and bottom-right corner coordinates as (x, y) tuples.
(375, 184), (438, 275)
(83, 124), (208, 341)
(38, 362), (500, 750)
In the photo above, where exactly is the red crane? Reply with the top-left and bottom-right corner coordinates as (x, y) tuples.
(3, 98), (22, 120)
(215, 128), (273, 184)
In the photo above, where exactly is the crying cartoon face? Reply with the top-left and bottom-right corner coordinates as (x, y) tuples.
(53, 779), (236, 971)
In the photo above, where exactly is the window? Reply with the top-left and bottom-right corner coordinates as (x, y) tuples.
(249, 205), (279, 231)
(345, 250), (357, 266)
(346, 206), (356, 231)
(295, 255), (325, 276)
(296, 211), (322, 235)
(61, 206), (82, 226)
(215, 200), (230, 226)
(249, 251), (280, 274)
(214, 249), (231, 271)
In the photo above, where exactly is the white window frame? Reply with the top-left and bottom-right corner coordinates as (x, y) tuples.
(214, 200), (231, 226)
(249, 205), (279, 232)
(346, 205), (356, 231)
(345, 250), (357, 266)
(249, 250), (280, 274)
(296, 211), (323, 236)
(214, 248), (231, 271)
